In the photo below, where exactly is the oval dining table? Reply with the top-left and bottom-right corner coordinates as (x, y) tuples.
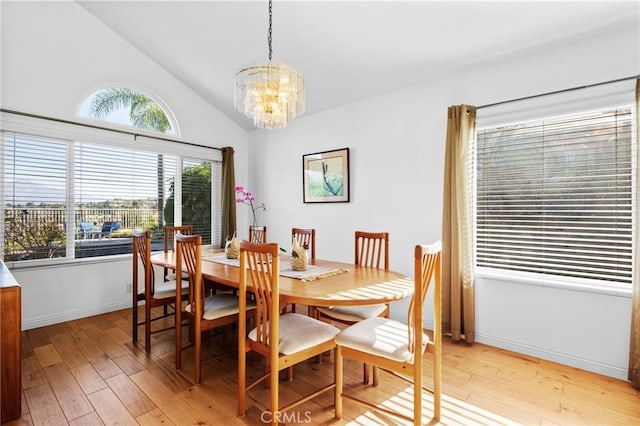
(150, 246), (414, 308)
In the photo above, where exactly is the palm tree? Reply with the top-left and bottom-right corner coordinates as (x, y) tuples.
(89, 88), (171, 227)
(89, 88), (171, 132)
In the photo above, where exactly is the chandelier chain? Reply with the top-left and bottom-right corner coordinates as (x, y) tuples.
(268, 0), (273, 61)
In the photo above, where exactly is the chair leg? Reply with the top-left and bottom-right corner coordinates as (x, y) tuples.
(194, 322), (201, 384)
(144, 302), (152, 353)
(270, 356), (279, 426)
(335, 346), (343, 419)
(363, 363), (369, 384)
(238, 346), (246, 416)
(132, 299), (138, 343)
(372, 366), (379, 387)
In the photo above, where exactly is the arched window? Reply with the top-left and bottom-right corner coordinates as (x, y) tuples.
(78, 86), (177, 135)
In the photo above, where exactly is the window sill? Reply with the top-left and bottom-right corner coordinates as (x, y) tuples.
(474, 267), (632, 298)
(6, 253), (131, 272)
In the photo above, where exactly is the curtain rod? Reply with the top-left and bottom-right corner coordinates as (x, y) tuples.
(0, 108), (222, 151)
(476, 75), (640, 110)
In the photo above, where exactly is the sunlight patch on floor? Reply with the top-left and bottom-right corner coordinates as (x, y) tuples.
(345, 384), (523, 425)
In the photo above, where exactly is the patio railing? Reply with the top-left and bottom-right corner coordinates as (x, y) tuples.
(4, 207), (158, 231)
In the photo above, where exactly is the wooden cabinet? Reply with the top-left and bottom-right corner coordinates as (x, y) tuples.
(1, 261), (21, 423)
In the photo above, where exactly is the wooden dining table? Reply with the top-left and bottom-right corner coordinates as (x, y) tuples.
(150, 245), (414, 308)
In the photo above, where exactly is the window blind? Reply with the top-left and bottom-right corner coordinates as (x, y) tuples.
(1, 129), (222, 264)
(476, 107), (633, 284)
(2, 132), (68, 261)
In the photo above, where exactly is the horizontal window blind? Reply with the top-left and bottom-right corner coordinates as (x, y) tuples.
(181, 158), (213, 245)
(75, 142), (179, 258)
(476, 107), (633, 284)
(2, 132), (68, 261)
(1, 130), (222, 265)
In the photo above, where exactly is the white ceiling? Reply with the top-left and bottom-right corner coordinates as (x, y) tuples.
(77, 1), (639, 130)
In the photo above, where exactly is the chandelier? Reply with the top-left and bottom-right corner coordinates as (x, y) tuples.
(234, 0), (305, 129)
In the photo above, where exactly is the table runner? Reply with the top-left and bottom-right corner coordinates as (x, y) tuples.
(203, 252), (348, 282)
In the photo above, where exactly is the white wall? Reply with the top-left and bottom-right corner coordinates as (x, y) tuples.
(248, 23), (639, 379)
(1, 2), (249, 329)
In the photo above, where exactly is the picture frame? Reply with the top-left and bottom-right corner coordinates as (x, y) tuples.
(303, 148), (350, 203)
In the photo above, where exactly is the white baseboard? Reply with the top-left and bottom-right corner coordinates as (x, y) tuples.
(475, 333), (628, 380)
(391, 311), (628, 381)
(22, 301), (130, 330)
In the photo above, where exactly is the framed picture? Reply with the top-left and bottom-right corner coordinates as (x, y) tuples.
(303, 148), (350, 203)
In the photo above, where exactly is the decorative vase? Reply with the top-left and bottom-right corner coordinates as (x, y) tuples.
(290, 238), (308, 271)
(225, 235), (239, 259)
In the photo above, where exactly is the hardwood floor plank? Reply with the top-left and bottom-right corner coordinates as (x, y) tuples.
(105, 373), (157, 418)
(86, 353), (125, 380)
(176, 385), (245, 425)
(26, 328), (50, 349)
(104, 325), (132, 345)
(32, 344), (63, 368)
(68, 411), (104, 426)
(73, 332), (104, 360)
(112, 353), (147, 376)
(43, 363), (94, 421)
(135, 407), (175, 425)
(49, 333), (88, 370)
(129, 370), (210, 424)
(69, 363), (108, 395)
(23, 383), (68, 426)
(22, 355), (46, 390)
(86, 387), (138, 425)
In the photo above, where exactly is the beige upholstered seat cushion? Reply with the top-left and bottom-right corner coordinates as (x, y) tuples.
(335, 317), (427, 362)
(316, 304), (387, 322)
(249, 313), (340, 355)
(185, 294), (255, 320)
(152, 279), (189, 299)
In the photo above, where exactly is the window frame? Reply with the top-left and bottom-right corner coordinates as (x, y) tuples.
(474, 102), (636, 296)
(0, 111), (222, 269)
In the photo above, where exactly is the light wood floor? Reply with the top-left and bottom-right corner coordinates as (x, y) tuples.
(6, 306), (639, 425)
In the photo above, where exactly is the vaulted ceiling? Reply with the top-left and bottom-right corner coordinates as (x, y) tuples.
(78, 1), (639, 130)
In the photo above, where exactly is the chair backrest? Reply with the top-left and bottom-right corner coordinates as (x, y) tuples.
(175, 234), (203, 318)
(132, 230), (155, 295)
(164, 225), (194, 252)
(249, 225), (267, 244)
(101, 221), (113, 233)
(111, 221), (121, 232)
(408, 241), (442, 356)
(291, 228), (316, 259)
(79, 221), (93, 232)
(354, 231), (389, 270)
(239, 241), (280, 350)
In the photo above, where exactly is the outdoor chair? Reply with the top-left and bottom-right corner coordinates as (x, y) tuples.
(98, 221), (121, 239)
(78, 221), (94, 239)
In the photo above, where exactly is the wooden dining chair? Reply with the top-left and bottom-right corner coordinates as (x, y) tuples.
(286, 227), (316, 314)
(335, 241), (442, 425)
(237, 241), (340, 425)
(163, 225), (193, 281)
(132, 230), (189, 353)
(175, 234), (256, 384)
(249, 225), (267, 243)
(315, 231), (390, 383)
